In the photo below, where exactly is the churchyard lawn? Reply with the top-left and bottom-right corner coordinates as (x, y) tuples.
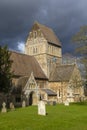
(0, 103), (87, 130)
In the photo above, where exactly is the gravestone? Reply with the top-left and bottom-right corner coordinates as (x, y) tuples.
(64, 100), (69, 106)
(10, 102), (15, 110)
(38, 101), (46, 116)
(22, 100), (26, 108)
(1, 102), (7, 113)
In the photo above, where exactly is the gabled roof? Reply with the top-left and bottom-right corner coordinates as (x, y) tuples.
(10, 51), (48, 80)
(17, 76), (29, 88)
(41, 89), (57, 96)
(49, 64), (75, 82)
(32, 21), (61, 47)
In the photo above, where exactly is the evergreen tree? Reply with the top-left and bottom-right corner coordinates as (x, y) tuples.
(0, 45), (13, 93)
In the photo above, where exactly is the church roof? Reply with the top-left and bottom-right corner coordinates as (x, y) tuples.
(41, 89), (57, 96)
(10, 51), (48, 80)
(49, 64), (75, 82)
(17, 76), (29, 88)
(32, 22), (61, 47)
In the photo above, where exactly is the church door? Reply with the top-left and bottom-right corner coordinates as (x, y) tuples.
(29, 91), (38, 105)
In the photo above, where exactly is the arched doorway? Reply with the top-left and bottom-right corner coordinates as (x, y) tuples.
(29, 92), (33, 105)
(29, 91), (38, 105)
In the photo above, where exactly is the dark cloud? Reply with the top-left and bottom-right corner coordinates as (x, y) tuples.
(0, 0), (87, 53)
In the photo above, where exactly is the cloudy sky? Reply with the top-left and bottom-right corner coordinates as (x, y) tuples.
(0, 0), (87, 54)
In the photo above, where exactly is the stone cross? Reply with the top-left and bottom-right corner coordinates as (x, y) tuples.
(1, 102), (7, 113)
(38, 101), (46, 116)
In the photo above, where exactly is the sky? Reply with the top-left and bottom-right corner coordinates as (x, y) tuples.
(0, 0), (87, 54)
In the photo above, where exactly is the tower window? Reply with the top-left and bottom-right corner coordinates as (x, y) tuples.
(33, 47), (35, 53)
(36, 48), (37, 53)
(33, 47), (37, 54)
(34, 31), (37, 38)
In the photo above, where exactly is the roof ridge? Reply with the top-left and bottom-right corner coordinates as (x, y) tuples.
(56, 64), (75, 67)
(33, 21), (51, 29)
(10, 50), (33, 57)
(37, 22), (53, 31)
(33, 21), (61, 47)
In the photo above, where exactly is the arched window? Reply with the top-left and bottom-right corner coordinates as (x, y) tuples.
(59, 89), (60, 97)
(33, 47), (38, 54)
(33, 47), (35, 53)
(57, 89), (61, 98)
(34, 31), (37, 38)
(36, 47), (37, 53)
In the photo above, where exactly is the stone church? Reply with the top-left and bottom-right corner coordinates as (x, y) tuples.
(3, 22), (84, 107)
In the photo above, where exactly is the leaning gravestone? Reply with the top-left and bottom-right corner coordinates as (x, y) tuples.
(64, 100), (69, 106)
(10, 102), (15, 110)
(38, 101), (46, 116)
(1, 102), (7, 113)
(22, 100), (26, 108)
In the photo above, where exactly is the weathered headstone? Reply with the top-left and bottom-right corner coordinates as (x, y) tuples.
(10, 102), (15, 110)
(38, 101), (46, 116)
(64, 100), (69, 106)
(22, 100), (26, 107)
(1, 102), (7, 113)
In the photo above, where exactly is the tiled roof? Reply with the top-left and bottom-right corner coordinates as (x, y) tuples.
(49, 64), (75, 82)
(32, 22), (61, 47)
(42, 89), (57, 96)
(17, 76), (29, 88)
(10, 51), (48, 80)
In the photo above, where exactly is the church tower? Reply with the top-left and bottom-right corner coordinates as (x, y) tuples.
(25, 22), (62, 78)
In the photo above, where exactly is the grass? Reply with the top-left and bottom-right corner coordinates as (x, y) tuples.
(0, 103), (87, 130)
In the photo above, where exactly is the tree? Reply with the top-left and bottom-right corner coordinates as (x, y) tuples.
(72, 26), (87, 89)
(0, 45), (13, 94)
